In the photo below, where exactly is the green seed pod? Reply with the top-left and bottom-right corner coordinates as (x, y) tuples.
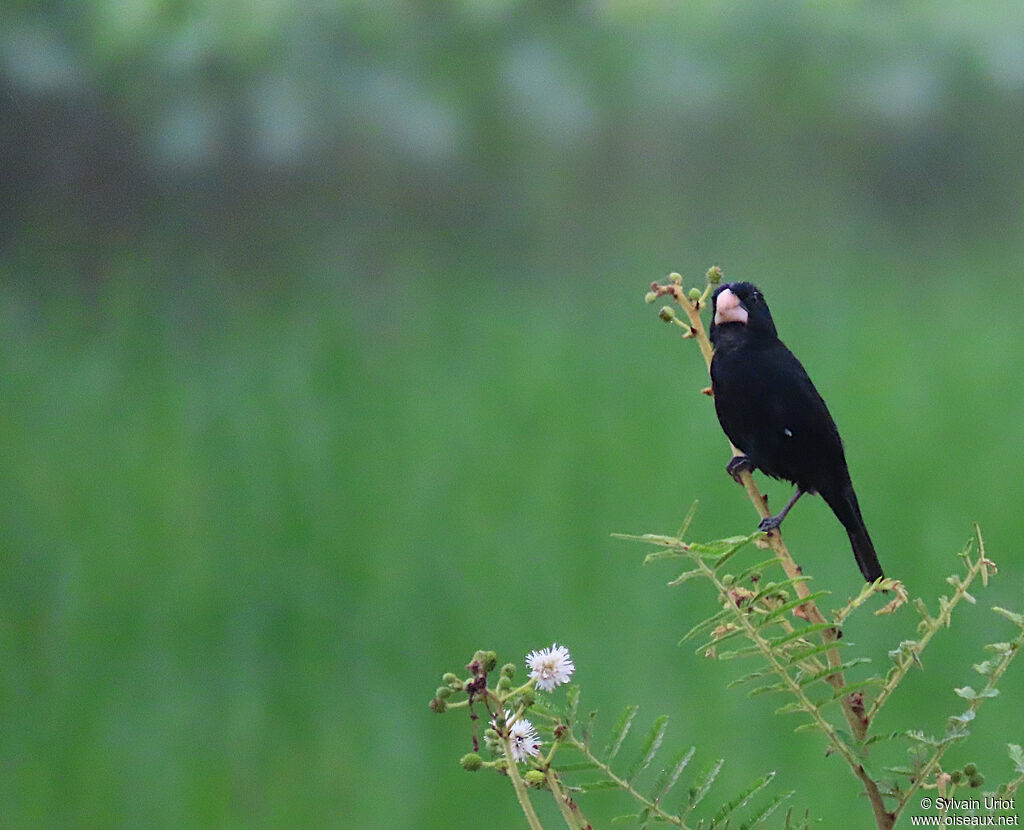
(460, 752), (483, 771)
(524, 770), (547, 788)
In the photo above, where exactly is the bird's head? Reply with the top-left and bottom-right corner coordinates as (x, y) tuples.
(710, 282), (778, 345)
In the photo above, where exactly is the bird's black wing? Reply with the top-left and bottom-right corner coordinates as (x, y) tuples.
(712, 339), (847, 491)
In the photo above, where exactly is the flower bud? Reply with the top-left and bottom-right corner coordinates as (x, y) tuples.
(644, 291), (658, 304)
(669, 272), (683, 285)
(659, 306), (676, 322)
(442, 672), (464, 691)
(435, 685), (453, 700)
(501, 663), (516, 680)
(524, 770), (547, 788)
(688, 287), (701, 301)
(963, 763), (978, 776)
(460, 752), (483, 771)
(429, 696), (447, 713)
(471, 650), (498, 673)
(706, 265), (723, 285)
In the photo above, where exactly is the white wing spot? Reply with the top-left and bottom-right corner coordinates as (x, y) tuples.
(784, 428), (793, 437)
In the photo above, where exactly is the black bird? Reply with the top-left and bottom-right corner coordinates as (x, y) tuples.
(708, 282), (883, 583)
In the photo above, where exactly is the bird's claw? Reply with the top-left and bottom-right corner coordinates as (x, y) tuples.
(726, 454), (754, 483)
(758, 514), (783, 533)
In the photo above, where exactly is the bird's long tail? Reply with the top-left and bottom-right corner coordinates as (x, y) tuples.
(821, 483), (884, 583)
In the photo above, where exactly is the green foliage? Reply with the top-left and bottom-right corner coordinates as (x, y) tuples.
(433, 508), (1020, 828)
(432, 647), (799, 829)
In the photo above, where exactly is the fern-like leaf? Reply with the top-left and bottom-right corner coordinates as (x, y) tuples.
(709, 771), (776, 828)
(680, 758), (725, 818)
(649, 745), (696, 807)
(604, 704), (639, 762)
(739, 789), (795, 829)
(626, 715), (669, 785)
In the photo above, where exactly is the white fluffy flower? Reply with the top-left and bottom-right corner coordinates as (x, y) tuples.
(494, 710), (542, 762)
(525, 643), (575, 692)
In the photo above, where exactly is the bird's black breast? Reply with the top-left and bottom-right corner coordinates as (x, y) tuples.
(710, 337), (848, 492)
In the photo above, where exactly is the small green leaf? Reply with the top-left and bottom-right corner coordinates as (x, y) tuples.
(626, 715), (669, 785)
(715, 644), (765, 661)
(758, 593), (832, 625)
(680, 609), (732, 645)
(1008, 743), (1024, 774)
(649, 745), (695, 806)
(684, 758), (725, 812)
(566, 685), (580, 723)
(741, 789), (794, 828)
(554, 761), (600, 772)
(727, 669), (772, 689)
(677, 500), (699, 539)
(582, 709), (597, 752)
(733, 557), (788, 585)
(749, 681), (790, 698)
(708, 771), (775, 827)
(667, 568), (706, 585)
(577, 779), (620, 792)
(831, 678), (883, 699)
(696, 625), (746, 655)
(973, 659), (999, 676)
(603, 705), (639, 762)
(767, 622), (839, 648)
(796, 658), (872, 690)
(643, 549), (690, 564)
(904, 730), (940, 747)
(782, 640), (849, 666)
(993, 607), (1024, 628)
(749, 575), (814, 602)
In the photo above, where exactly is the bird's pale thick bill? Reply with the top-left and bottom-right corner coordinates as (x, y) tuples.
(714, 288), (749, 326)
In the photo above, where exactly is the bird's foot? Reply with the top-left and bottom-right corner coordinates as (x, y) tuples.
(725, 454), (754, 483)
(758, 514), (783, 533)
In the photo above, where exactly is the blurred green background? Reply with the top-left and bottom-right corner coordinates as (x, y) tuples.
(3, 2), (1024, 827)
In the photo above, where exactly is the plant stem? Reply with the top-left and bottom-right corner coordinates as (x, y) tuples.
(502, 734), (546, 830)
(543, 766), (592, 830)
(562, 736), (692, 828)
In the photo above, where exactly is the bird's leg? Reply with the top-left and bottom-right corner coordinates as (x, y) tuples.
(725, 454), (754, 483)
(759, 488), (806, 533)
